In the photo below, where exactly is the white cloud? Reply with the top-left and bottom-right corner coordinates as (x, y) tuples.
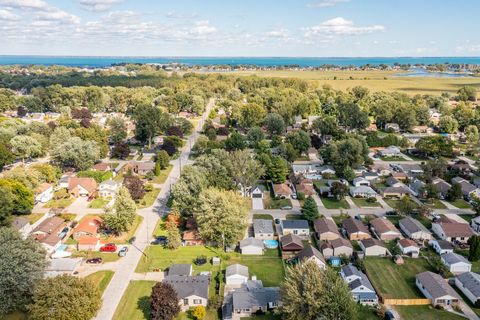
(188, 20), (216, 37)
(307, 0), (349, 8)
(79, 0), (124, 12)
(0, 9), (19, 20)
(456, 44), (480, 53)
(266, 28), (290, 39)
(1, 0), (80, 24)
(0, 0), (48, 10)
(165, 11), (198, 19)
(36, 10), (80, 24)
(304, 17), (384, 37)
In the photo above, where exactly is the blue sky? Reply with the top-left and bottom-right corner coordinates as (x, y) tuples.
(0, 0), (479, 57)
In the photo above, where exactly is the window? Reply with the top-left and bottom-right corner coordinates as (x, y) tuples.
(183, 299), (189, 305)
(293, 230), (298, 235)
(193, 299), (202, 305)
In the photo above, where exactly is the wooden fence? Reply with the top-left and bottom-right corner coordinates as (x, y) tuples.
(381, 298), (431, 305)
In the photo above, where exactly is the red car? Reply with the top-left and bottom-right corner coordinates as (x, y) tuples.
(100, 243), (117, 252)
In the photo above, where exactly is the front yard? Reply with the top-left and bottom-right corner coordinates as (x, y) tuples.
(264, 196), (292, 209)
(380, 155), (407, 161)
(321, 197), (350, 209)
(150, 165), (173, 184)
(137, 188), (161, 209)
(43, 197), (74, 209)
(89, 198), (110, 209)
(85, 270), (114, 294)
(72, 251), (121, 263)
(112, 280), (155, 320)
(425, 199), (447, 209)
(352, 197), (382, 208)
(448, 199), (472, 209)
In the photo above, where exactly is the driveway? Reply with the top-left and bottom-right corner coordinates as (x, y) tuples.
(67, 197), (104, 215)
(252, 197), (264, 210)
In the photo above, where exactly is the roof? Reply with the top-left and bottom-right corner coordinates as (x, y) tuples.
(12, 216), (29, 230)
(416, 271), (460, 300)
(280, 234), (304, 249)
(435, 222), (475, 238)
(32, 216), (65, 234)
(240, 237), (264, 248)
(282, 219), (309, 230)
(231, 286), (281, 310)
(342, 218), (369, 235)
(432, 179), (451, 193)
(370, 218), (400, 235)
(442, 252), (471, 265)
(341, 264), (363, 278)
(163, 275), (209, 299)
(74, 216), (101, 235)
(168, 264), (192, 276)
(226, 264), (249, 278)
(133, 161), (155, 171)
(433, 240), (454, 250)
(93, 163), (110, 171)
(313, 218), (340, 236)
(182, 230), (202, 241)
(77, 236), (99, 245)
(68, 177), (97, 194)
(36, 182), (52, 194)
(399, 217), (430, 235)
(385, 177), (400, 186)
(330, 237), (353, 249)
(353, 177), (369, 184)
(253, 219), (274, 235)
(350, 186), (376, 195)
(296, 245), (325, 264)
(361, 238), (386, 249)
(382, 186), (411, 195)
(456, 272), (480, 298)
(272, 183), (291, 196)
(341, 264), (375, 292)
(398, 238), (418, 248)
(99, 179), (119, 188)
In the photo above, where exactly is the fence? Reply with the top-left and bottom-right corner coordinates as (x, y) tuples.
(381, 298), (431, 305)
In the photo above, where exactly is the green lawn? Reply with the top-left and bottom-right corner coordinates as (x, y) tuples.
(240, 314), (282, 320)
(137, 188), (161, 209)
(43, 197), (74, 209)
(448, 199), (472, 209)
(364, 257), (433, 299)
(321, 197), (350, 209)
(264, 197), (292, 209)
(395, 305), (466, 320)
(89, 198), (110, 209)
(459, 214), (475, 223)
(380, 156), (407, 161)
(23, 212), (45, 224)
(153, 217), (168, 237)
(357, 305), (381, 320)
(385, 215), (402, 226)
(253, 214), (274, 220)
(136, 246), (285, 287)
(72, 251), (121, 263)
(85, 270), (114, 294)
(352, 198), (382, 208)
(112, 280), (155, 320)
(425, 199), (447, 209)
(151, 165), (173, 184)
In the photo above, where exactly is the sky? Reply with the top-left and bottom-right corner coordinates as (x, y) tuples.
(0, 0), (479, 57)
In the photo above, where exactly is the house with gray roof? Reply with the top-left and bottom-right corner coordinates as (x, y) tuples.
(416, 271), (460, 307)
(451, 177), (479, 199)
(253, 219), (274, 240)
(168, 264), (193, 276)
(409, 179), (426, 197)
(399, 217), (432, 241)
(240, 238), (264, 255)
(295, 245), (326, 269)
(432, 178), (451, 199)
(441, 252), (472, 274)
(226, 264), (249, 286)
(340, 264), (378, 306)
(349, 186), (377, 198)
(163, 275), (210, 311)
(385, 176), (402, 187)
(430, 239), (454, 255)
(12, 216), (32, 238)
(281, 220), (309, 237)
(455, 272), (480, 306)
(45, 258), (82, 278)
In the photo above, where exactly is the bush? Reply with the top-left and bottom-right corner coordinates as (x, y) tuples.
(297, 192), (305, 201)
(193, 305), (206, 320)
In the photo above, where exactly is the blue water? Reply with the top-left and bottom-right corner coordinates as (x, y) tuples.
(395, 67), (474, 78)
(264, 240), (279, 249)
(1, 55), (480, 68)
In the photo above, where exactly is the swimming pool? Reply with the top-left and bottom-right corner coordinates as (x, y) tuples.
(264, 240), (279, 249)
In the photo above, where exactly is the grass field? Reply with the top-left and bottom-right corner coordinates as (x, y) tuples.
(253, 214), (274, 220)
(43, 197), (74, 208)
(85, 270), (114, 294)
(151, 165), (173, 184)
(425, 199), (447, 209)
(112, 280), (155, 320)
(380, 156), (407, 161)
(395, 305), (466, 320)
(448, 199), (472, 209)
(72, 251), (121, 263)
(264, 196), (292, 209)
(89, 198), (110, 209)
(352, 198), (382, 208)
(137, 188), (161, 209)
(321, 197), (350, 209)
(364, 257), (433, 299)
(23, 212), (45, 224)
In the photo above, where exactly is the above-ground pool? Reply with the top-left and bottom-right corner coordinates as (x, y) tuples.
(264, 240), (279, 249)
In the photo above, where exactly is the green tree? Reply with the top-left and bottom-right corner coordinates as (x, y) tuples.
(468, 235), (480, 262)
(225, 131), (246, 151)
(171, 166), (209, 215)
(264, 113), (286, 136)
(27, 275), (100, 320)
(166, 220), (182, 249)
(0, 186), (14, 225)
(10, 135), (42, 161)
(0, 228), (47, 315)
(438, 115), (459, 134)
(286, 130), (311, 154)
(312, 115), (339, 137)
(302, 197), (319, 221)
(267, 156), (289, 184)
(246, 126), (265, 147)
(239, 103), (266, 128)
(156, 150), (170, 170)
(331, 182), (349, 200)
(103, 186), (137, 235)
(224, 149), (264, 196)
(195, 188), (249, 247)
(415, 136), (454, 158)
(281, 260), (356, 320)
(457, 86), (477, 102)
(134, 104), (171, 148)
(394, 196), (417, 216)
(0, 142), (14, 170)
(52, 137), (100, 171)
(109, 116), (127, 143)
(0, 179), (34, 215)
(447, 183), (463, 201)
(465, 125), (479, 145)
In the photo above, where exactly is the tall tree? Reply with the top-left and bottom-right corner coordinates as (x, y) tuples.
(302, 197), (319, 221)
(286, 130), (311, 155)
(0, 142), (14, 170)
(0, 179), (34, 215)
(51, 137), (100, 171)
(123, 176), (145, 200)
(331, 182), (349, 200)
(465, 125), (479, 145)
(166, 220), (182, 249)
(103, 186), (137, 235)
(224, 149), (264, 196)
(438, 115), (459, 134)
(264, 113), (286, 136)
(225, 131), (247, 151)
(10, 135), (42, 161)
(394, 196), (417, 216)
(134, 104), (171, 148)
(468, 235), (480, 262)
(447, 183), (463, 201)
(109, 116), (127, 144)
(0, 228), (47, 316)
(267, 156), (289, 184)
(156, 150), (170, 170)
(150, 282), (180, 320)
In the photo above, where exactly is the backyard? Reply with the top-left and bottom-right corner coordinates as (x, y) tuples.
(264, 195), (292, 210)
(395, 305), (466, 320)
(321, 197), (350, 209)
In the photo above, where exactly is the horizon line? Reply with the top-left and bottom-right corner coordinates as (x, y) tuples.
(1, 55), (480, 59)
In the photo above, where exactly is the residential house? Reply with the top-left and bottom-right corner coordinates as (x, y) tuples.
(385, 123), (400, 132)
(432, 178), (451, 199)
(226, 264), (249, 286)
(409, 179), (426, 197)
(378, 146), (401, 157)
(168, 264), (193, 276)
(321, 237), (353, 258)
(250, 185), (265, 210)
(12, 216), (32, 237)
(318, 165), (336, 176)
(349, 186), (377, 198)
(183, 230), (205, 246)
(398, 163), (424, 178)
(451, 177), (480, 199)
(369, 163), (391, 176)
(342, 218), (371, 241)
(399, 217), (432, 241)
(353, 166), (368, 177)
(381, 186), (411, 198)
(307, 148), (319, 161)
(353, 177), (370, 187)
(68, 177), (97, 198)
(370, 218), (402, 241)
(92, 163), (111, 171)
(455, 272), (480, 306)
(31, 216), (67, 253)
(441, 252), (472, 274)
(471, 216), (480, 233)
(412, 126), (433, 134)
(429, 109), (442, 123)
(449, 160), (473, 173)
(45, 258), (82, 278)
(398, 239), (420, 257)
(240, 238), (264, 255)
(35, 183), (54, 203)
(291, 161), (323, 175)
(392, 172), (408, 181)
(308, 115), (320, 127)
(319, 242), (334, 258)
(253, 219), (274, 240)
(431, 222), (475, 243)
(295, 245), (326, 269)
(280, 234), (304, 257)
(430, 239), (454, 255)
(359, 239), (388, 256)
(281, 220), (309, 237)
(416, 271), (460, 307)
(125, 161), (156, 175)
(340, 264), (378, 306)
(313, 217), (340, 241)
(98, 180), (120, 198)
(163, 274), (210, 311)
(385, 177), (402, 187)
(272, 183), (293, 199)
(362, 171), (380, 182)
(73, 216), (100, 240)
(58, 173), (75, 189)
(296, 180), (315, 197)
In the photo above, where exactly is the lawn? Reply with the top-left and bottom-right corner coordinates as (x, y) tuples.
(253, 214), (273, 220)
(425, 199), (447, 209)
(386, 215), (402, 226)
(151, 165), (173, 184)
(395, 305), (466, 320)
(364, 257), (433, 299)
(89, 198), (110, 209)
(357, 305), (381, 320)
(352, 198), (382, 208)
(4, 312), (27, 320)
(23, 212), (45, 224)
(380, 156), (407, 161)
(137, 188), (161, 209)
(72, 251), (121, 263)
(448, 199), (472, 209)
(264, 196), (292, 209)
(103, 215), (144, 243)
(112, 280), (155, 320)
(85, 270), (114, 294)
(153, 217), (168, 237)
(239, 314), (281, 320)
(321, 197), (350, 209)
(43, 197), (74, 209)
(136, 246), (285, 287)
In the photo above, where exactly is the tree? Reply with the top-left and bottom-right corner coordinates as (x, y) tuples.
(286, 130), (311, 154)
(447, 183), (463, 201)
(171, 166), (209, 215)
(267, 156), (289, 184)
(415, 136), (454, 158)
(103, 186), (137, 235)
(0, 179), (34, 215)
(225, 131), (246, 151)
(457, 86), (477, 102)
(109, 116), (127, 143)
(312, 115), (339, 137)
(134, 104), (171, 148)
(322, 137), (369, 175)
(302, 197), (319, 221)
(465, 125), (479, 145)
(423, 183), (439, 201)
(111, 142), (130, 159)
(438, 115), (459, 134)
(150, 282), (180, 320)
(166, 125), (184, 138)
(123, 176), (145, 200)
(0, 142), (14, 171)
(422, 158), (447, 180)
(468, 235), (480, 262)
(246, 126), (265, 147)
(156, 150), (170, 170)
(52, 137), (100, 171)
(281, 260), (356, 320)
(72, 107), (93, 120)
(0, 186), (14, 225)
(224, 149), (264, 196)
(27, 275), (100, 320)
(394, 196), (417, 216)
(264, 113), (286, 136)
(162, 138), (178, 156)
(239, 103), (266, 128)
(10, 135), (42, 161)
(166, 220), (182, 249)
(0, 228), (47, 315)
(195, 188), (249, 247)
(193, 305), (206, 320)
(331, 182), (349, 200)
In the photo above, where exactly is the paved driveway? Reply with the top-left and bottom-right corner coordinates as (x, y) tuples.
(252, 197), (264, 210)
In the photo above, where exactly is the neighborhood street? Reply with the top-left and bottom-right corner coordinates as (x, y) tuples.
(93, 99), (213, 320)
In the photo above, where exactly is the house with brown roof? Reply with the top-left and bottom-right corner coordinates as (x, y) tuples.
(296, 182), (315, 196)
(342, 218), (371, 241)
(321, 237), (353, 258)
(123, 161), (156, 175)
(295, 245), (326, 269)
(92, 162), (111, 171)
(73, 216), (101, 240)
(68, 177), (97, 198)
(381, 186), (411, 198)
(31, 216), (67, 252)
(432, 222), (475, 243)
(370, 218), (402, 241)
(280, 234), (304, 258)
(398, 239), (420, 257)
(314, 218), (340, 241)
(272, 183), (293, 199)
(183, 230), (205, 246)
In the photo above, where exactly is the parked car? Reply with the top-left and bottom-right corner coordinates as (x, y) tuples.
(274, 218), (281, 224)
(280, 206), (292, 210)
(118, 246), (128, 257)
(58, 227), (69, 240)
(86, 257), (103, 264)
(151, 236), (168, 245)
(100, 243), (117, 252)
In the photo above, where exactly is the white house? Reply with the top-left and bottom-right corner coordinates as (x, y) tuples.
(398, 239), (419, 257)
(352, 177), (370, 187)
(225, 264), (249, 286)
(240, 238), (264, 255)
(295, 245), (326, 270)
(281, 220), (309, 237)
(430, 239), (454, 255)
(35, 183), (54, 203)
(98, 180), (120, 198)
(253, 219), (274, 240)
(359, 239), (388, 256)
(441, 252), (472, 274)
(12, 217), (33, 238)
(378, 146), (401, 157)
(340, 264), (378, 306)
(416, 271), (459, 307)
(349, 186), (377, 198)
(455, 272), (480, 306)
(399, 217), (432, 241)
